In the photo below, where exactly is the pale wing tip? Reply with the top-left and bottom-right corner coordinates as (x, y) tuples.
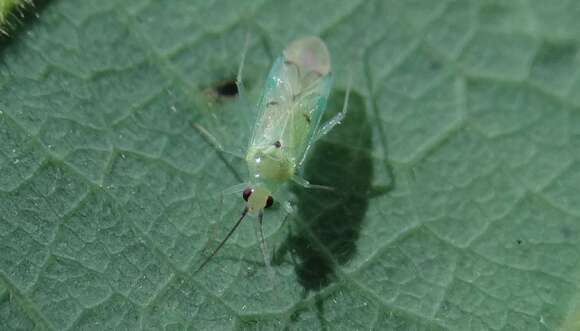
(283, 36), (331, 76)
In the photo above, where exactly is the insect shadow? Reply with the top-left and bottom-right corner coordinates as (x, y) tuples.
(273, 89), (391, 292)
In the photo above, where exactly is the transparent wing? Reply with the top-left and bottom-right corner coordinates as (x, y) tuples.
(250, 57), (296, 149)
(250, 56), (332, 162)
(290, 74), (333, 163)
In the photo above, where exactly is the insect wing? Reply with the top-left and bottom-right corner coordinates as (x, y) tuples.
(251, 56), (332, 163)
(250, 57), (295, 149)
(285, 73), (332, 165)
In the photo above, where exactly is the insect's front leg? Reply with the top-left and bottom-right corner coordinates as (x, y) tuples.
(191, 122), (245, 159)
(220, 182), (250, 196)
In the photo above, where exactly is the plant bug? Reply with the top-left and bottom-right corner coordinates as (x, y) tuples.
(195, 36), (350, 274)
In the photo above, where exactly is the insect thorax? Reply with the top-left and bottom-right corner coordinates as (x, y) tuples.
(245, 146), (295, 184)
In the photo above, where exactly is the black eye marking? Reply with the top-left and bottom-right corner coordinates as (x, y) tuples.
(214, 79), (239, 97)
(267, 101), (279, 107)
(265, 196), (274, 208)
(243, 187), (253, 201)
(302, 112), (311, 123)
(274, 140), (282, 148)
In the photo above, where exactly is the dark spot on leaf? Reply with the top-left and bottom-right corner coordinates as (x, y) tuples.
(265, 195), (274, 208)
(531, 41), (578, 89)
(213, 79), (238, 97)
(561, 226), (574, 239)
(479, 3), (515, 27)
(533, 42), (578, 66)
(274, 140), (281, 148)
(429, 60), (442, 71)
(516, 239), (522, 245)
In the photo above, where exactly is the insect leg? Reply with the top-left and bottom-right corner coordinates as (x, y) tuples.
(192, 122), (245, 159)
(291, 175), (335, 191)
(236, 33), (250, 99)
(282, 200), (295, 215)
(255, 211), (275, 283)
(312, 75), (352, 142)
(235, 33), (259, 138)
(220, 182), (249, 196)
(191, 35), (254, 162)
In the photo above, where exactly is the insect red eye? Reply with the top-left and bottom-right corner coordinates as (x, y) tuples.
(265, 196), (274, 208)
(242, 188), (253, 201)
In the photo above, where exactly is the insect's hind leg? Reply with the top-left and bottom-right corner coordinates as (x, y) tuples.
(292, 175), (335, 191)
(312, 75), (352, 142)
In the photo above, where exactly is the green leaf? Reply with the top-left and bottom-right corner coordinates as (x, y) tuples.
(1, 0), (580, 330)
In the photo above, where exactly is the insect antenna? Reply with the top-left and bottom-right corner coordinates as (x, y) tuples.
(195, 207), (249, 274)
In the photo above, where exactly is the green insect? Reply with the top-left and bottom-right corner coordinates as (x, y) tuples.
(195, 36), (349, 274)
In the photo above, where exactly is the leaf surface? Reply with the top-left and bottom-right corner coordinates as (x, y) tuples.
(1, 1), (580, 330)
